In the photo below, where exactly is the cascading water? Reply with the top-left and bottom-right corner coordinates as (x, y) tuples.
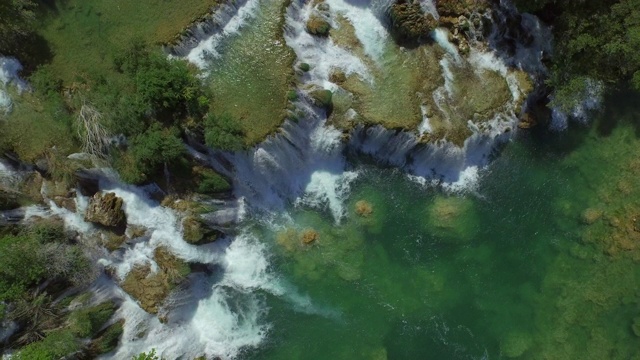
(1, 0), (561, 358)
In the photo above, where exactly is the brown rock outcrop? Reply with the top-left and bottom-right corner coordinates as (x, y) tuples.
(85, 192), (126, 229)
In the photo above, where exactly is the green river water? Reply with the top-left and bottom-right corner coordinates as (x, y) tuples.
(239, 92), (640, 360)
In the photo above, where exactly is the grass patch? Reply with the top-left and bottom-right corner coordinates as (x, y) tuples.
(207, 0), (295, 145)
(0, 89), (77, 162)
(37, 0), (221, 85)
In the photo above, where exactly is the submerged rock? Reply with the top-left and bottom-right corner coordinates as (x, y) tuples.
(301, 229), (319, 245)
(85, 192), (126, 229)
(500, 331), (532, 358)
(355, 200), (373, 217)
(581, 208), (603, 225)
(426, 196), (479, 242)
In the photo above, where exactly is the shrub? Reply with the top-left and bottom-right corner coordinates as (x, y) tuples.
(126, 123), (185, 183)
(133, 349), (162, 360)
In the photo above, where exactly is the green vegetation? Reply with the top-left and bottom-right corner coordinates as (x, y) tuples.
(196, 168), (231, 195)
(133, 349), (162, 360)
(14, 329), (80, 360)
(36, 0), (220, 84)
(68, 301), (117, 338)
(207, 0), (295, 145)
(204, 113), (245, 151)
(513, 0), (640, 109)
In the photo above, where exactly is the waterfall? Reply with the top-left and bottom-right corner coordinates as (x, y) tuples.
(0, 57), (28, 113)
(181, 0), (261, 68)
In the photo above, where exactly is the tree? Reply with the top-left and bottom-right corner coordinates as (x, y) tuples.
(204, 113), (245, 151)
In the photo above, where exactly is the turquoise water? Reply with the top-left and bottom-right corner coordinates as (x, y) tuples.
(238, 92), (640, 360)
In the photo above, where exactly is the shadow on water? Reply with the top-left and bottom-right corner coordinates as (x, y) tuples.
(597, 88), (640, 137)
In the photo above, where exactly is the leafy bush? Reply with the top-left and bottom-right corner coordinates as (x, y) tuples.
(133, 349), (162, 360)
(204, 113), (245, 151)
(0, 235), (45, 302)
(113, 123), (186, 184)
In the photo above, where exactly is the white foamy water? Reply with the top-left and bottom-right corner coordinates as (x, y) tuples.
(214, 103), (358, 223)
(184, 0), (261, 68)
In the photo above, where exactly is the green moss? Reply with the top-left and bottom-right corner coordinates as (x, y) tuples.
(310, 89), (333, 109)
(91, 320), (124, 355)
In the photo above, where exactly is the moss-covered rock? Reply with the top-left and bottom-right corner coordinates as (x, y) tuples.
(632, 317), (640, 337)
(89, 319), (124, 355)
(299, 63), (311, 72)
(329, 70), (347, 84)
(306, 15), (331, 37)
(389, 0), (438, 45)
(68, 301), (117, 338)
(102, 233), (126, 251)
(310, 89), (333, 110)
(581, 208), (603, 225)
(182, 215), (205, 244)
(154, 246), (191, 284)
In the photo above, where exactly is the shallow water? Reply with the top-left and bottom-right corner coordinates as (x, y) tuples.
(231, 92), (640, 360)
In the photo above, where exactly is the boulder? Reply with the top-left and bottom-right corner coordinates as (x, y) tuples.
(85, 192), (126, 229)
(389, 0), (438, 45)
(306, 15), (331, 37)
(121, 265), (169, 314)
(310, 89), (333, 110)
(53, 195), (77, 213)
